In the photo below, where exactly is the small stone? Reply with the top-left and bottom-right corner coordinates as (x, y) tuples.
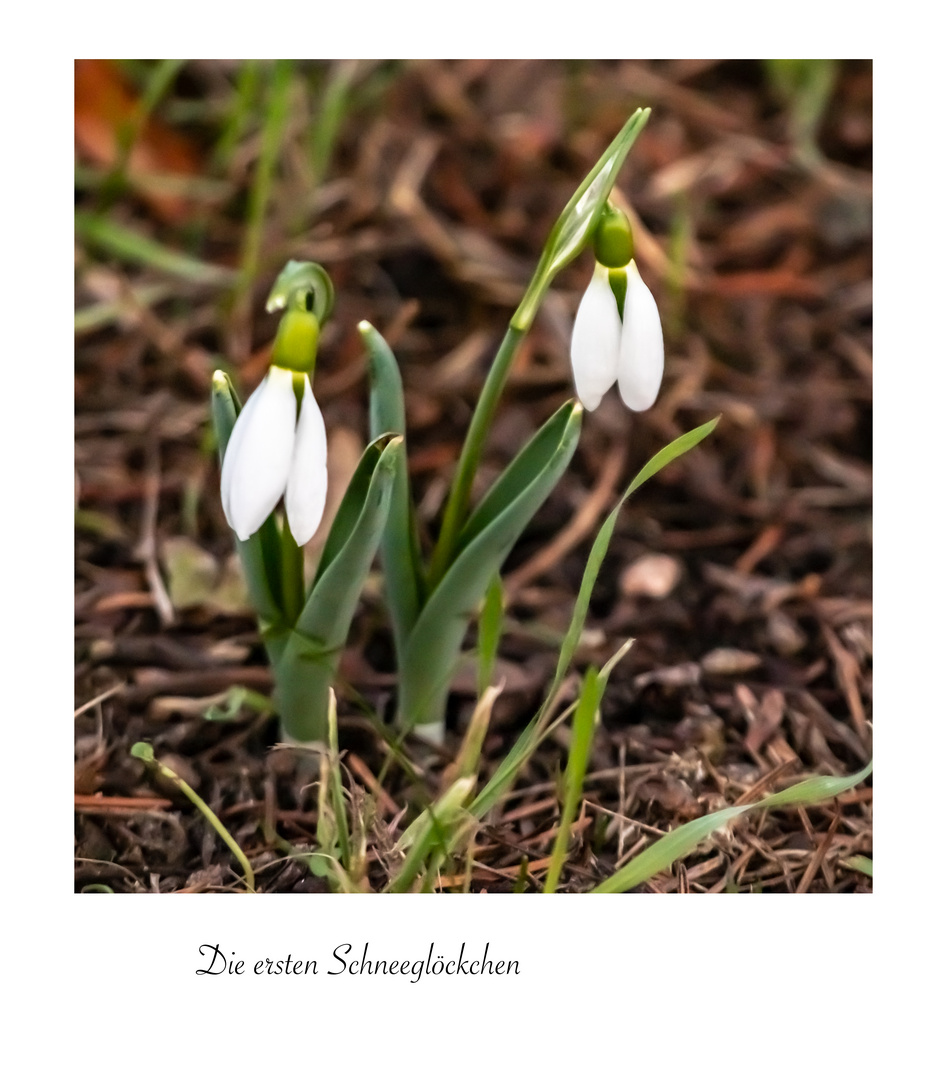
(701, 648), (762, 676)
(619, 554), (683, 599)
(767, 610), (807, 656)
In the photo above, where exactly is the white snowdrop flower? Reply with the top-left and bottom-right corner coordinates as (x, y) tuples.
(221, 365), (328, 544)
(569, 205), (664, 412)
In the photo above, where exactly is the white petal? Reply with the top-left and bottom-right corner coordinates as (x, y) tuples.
(569, 263), (622, 411)
(285, 375), (328, 546)
(221, 366), (297, 541)
(221, 376), (271, 527)
(617, 261), (664, 411)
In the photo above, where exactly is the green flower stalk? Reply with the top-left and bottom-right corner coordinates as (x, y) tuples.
(429, 107), (651, 586)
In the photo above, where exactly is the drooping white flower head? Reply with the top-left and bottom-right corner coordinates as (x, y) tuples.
(221, 365), (328, 544)
(569, 204), (664, 413)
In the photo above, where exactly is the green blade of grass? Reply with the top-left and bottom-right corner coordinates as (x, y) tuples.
(592, 761), (873, 894)
(388, 778), (476, 893)
(464, 421), (716, 813)
(326, 689), (351, 871)
(551, 417), (719, 694)
(76, 212), (236, 286)
(544, 667), (603, 893)
(311, 60), (359, 187)
(214, 60), (262, 170)
(75, 283), (174, 335)
(235, 59), (294, 302)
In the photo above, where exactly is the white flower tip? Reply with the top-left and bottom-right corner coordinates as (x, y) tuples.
(618, 261), (664, 412)
(576, 387), (604, 412)
(570, 263), (622, 414)
(285, 376), (328, 546)
(220, 367), (297, 541)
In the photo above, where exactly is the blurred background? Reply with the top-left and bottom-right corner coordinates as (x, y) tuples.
(75, 60), (871, 892)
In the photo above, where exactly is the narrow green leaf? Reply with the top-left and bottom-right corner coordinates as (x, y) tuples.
(457, 403), (581, 551)
(361, 321), (426, 657)
(544, 667), (602, 893)
(597, 638), (635, 690)
(467, 637), (632, 821)
(622, 416), (720, 501)
(398, 402), (582, 729)
(202, 685), (274, 722)
(840, 855), (873, 877)
(592, 761), (873, 894)
(274, 435), (400, 741)
(214, 60), (261, 169)
(477, 574), (505, 697)
(388, 778), (475, 893)
(75, 283), (174, 335)
(311, 60), (359, 186)
(132, 741), (256, 892)
(326, 689), (351, 870)
(235, 59), (294, 301)
(552, 417), (719, 693)
(467, 707), (569, 822)
(311, 434), (387, 583)
(451, 684), (502, 785)
(752, 762), (873, 809)
(76, 212), (236, 286)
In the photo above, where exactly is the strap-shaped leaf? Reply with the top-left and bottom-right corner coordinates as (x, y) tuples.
(274, 434), (400, 741)
(457, 401), (580, 552)
(298, 433), (400, 640)
(398, 402), (582, 729)
(361, 321), (426, 657)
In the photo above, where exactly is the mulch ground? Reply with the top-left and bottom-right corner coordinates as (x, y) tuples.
(75, 59), (872, 893)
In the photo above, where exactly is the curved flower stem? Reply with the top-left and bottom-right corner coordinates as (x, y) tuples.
(426, 110), (652, 589)
(427, 324), (524, 588)
(130, 743), (256, 893)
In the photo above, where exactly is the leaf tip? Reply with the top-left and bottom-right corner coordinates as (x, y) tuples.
(130, 741), (154, 763)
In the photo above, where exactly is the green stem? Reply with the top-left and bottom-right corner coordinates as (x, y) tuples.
(428, 324), (525, 586)
(327, 691), (351, 870)
(130, 743), (255, 892)
(279, 515), (304, 623)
